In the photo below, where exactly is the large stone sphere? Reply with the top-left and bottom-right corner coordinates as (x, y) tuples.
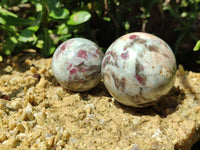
(101, 32), (177, 107)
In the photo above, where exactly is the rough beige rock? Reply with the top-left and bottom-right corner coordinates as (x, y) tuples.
(0, 52), (200, 149)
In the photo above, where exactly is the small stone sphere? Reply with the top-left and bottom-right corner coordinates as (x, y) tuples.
(102, 32), (177, 107)
(52, 38), (104, 92)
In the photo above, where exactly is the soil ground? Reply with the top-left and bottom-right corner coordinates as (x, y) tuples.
(0, 51), (200, 149)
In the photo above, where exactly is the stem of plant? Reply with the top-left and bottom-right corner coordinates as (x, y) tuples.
(41, 0), (48, 29)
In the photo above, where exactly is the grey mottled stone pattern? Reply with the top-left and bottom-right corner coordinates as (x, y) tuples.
(102, 32), (177, 107)
(52, 38), (104, 92)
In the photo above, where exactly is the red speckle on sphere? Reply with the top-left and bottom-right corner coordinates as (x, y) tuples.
(121, 52), (129, 60)
(78, 50), (87, 60)
(105, 51), (112, 56)
(135, 75), (143, 84)
(102, 56), (111, 68)
(129, 35), (138, 40)
(123, 48), (127, 51)
(56, 40), (74, 58)
(89, 52), (98, 58)
(56, 42), (67, 58)
(70, 69), (77, 75)
(67, 64), (72, 70)
(61, 42), (67, 50)
(113, 55), (118, 60)
(93, 54), (97, 58)
(95, 49), (100, 54)
(92, 53), (98, 58)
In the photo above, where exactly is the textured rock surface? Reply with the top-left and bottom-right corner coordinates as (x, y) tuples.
(0, 52), (200, 149)
(52, 38), (104, 92)
(102, 32), (177, 107)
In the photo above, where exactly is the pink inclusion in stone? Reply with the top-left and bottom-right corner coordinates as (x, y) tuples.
(105, 51), (112, 56)
(56, 42), (67, 58)
(95, 49), (100, 54)
(70, 69), (77, 75)
(67, 64), (72, 70)
(89, 52), (97, 58)
(78, 50), (87, 59)
(102, 56), (111, 68)
(129, 35), (138, 40)
(121, 52), (129, 60)
(61, 42), (67, 50)
(135, 75), (143, 84)
(92, 53), (98, 58)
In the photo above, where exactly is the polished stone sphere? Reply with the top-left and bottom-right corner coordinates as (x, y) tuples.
(52, 38), (104, 92)
(102, 32), (177, 107)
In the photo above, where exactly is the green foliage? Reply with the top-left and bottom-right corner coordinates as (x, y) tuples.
(0, 0), (199, 64)
(67, 11), (91, 25)
(0, 0), (91, 57)
(163, 0), (200, 53)
(194, 40), (200, 51)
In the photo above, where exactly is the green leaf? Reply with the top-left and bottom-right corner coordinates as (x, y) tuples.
(2, 36), (18, 55)
(196, 60), (200, 64)
(49, 8), (69, 20)
(30, 0), (42, 12)
(0, 8), (17, 17)
(0, 55), (3, 62)
(47, 0), (69, 19)
(47, 0), (60, 7)
(18, 12), (42, 43)
(4, 16), (35, 26)
(0, 17), (6, 24)
(67, 11), (91, 25)
(193, 40), (200, 51)
(41, 28), (55, 57)
(103, 16), (111, 22)
(19, 26), (39, 42)
(0, 9), (35, 26)
(0, 24), (17, 34)
(36, 40), (44, 49)
(124, 21), (130, 30)
(56, 34), (72, 43)
(57, 23), (68, 35)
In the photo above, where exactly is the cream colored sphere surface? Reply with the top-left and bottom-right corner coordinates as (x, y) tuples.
(52, 38), (104, 92)
(102, 32), (177, 107)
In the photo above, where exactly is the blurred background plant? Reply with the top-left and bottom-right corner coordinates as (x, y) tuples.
(0, 0), (91, 57)
(0, 0), (200, 71)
